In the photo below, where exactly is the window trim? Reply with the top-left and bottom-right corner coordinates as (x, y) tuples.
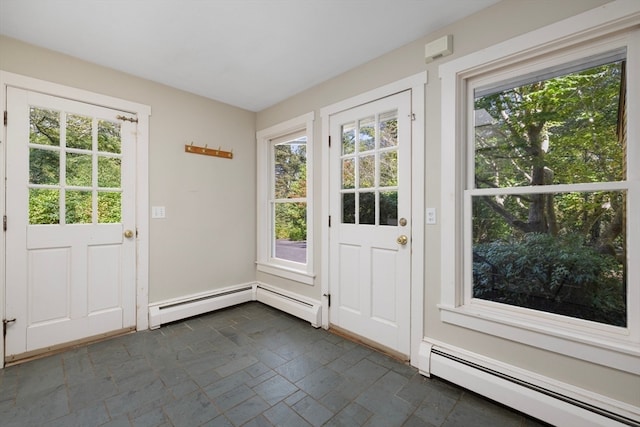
(439, 1), (640, 374)
(256, 112), (315, 285)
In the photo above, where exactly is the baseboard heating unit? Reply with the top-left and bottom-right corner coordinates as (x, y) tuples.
(255, 283), (321, 328)
(419, 341), (639, 427)
(148, 282), (321, 330)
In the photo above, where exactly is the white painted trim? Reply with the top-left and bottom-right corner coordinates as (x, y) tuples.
(420, 338), (639, 426)
(256, 111), (315, 284)
(0, 71), (150, 365)
(320, 72), (427, 367)
(256, 262), (315, 285)
(438, 0), (640, 374)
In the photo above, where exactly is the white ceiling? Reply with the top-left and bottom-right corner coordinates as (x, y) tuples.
(0, 0), (499, 111)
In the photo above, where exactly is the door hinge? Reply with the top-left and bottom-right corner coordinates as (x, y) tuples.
(323, 293), (331, 307)
(328, 136), (331, 147)
(328, 215), (331, 227)
(3, 215), (6, 231)
(3, 111), (7, 126)
(3, 318), (16, 337)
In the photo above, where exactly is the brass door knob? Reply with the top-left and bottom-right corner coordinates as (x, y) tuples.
(124, 229), (134, 239)
(396, 235), (408, 245)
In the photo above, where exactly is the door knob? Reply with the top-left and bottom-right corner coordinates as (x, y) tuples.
(124, 229), (134, 239)
(396, 235), (408, 245)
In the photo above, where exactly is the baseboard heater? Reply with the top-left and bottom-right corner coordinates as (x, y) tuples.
(427, 346), (639, 427)
(148, 283), (321, 330)
(255, 284), (321, 328)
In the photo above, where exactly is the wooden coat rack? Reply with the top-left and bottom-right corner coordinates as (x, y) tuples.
(185, 143), (233, 159)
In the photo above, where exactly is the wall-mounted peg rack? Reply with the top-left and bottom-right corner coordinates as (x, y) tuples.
(185, 143), (233, 159)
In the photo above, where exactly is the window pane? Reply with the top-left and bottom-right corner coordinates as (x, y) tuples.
(472, 191), (626, 327)
(30, 107), (60, 146)
(98, 192), (121, 223)
(29, 189), (60, 224)
(66, 190), (93, 224)
(380, 191), (398, 226)
(474, 59), (624, 189)
(274, 202), (307, 263)
(66, 153), (92, 186)
(342, 122), (356, 155)
(98, 156), (121, 188)
(342, 193), (355, 224)
(379, 150), (397, 187)
(66, 114), (93, 150)
(359, 192), (375, 225)
(379, 110), (398, 148)
(274, 140), (307, 199)
(30, 148), (59, 185)
(342, 158), (355, 189)
(359, 155), (375, 188)
(358, 116), (375, 152)
(98, 120), (121, 153)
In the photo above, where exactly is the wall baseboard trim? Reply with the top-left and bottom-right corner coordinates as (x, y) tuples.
(418, 339), (639, 427)
(148, 282), (322, 330)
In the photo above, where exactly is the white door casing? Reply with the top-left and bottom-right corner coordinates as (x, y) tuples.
(4, 87), (139, 361)
(328, 90), (412, 356)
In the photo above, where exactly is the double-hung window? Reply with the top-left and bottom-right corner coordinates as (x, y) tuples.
(439, 4), (639, 373)
(256, 113), (314, 284)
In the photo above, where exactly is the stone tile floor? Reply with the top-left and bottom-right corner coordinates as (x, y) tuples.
(0, 302), (549, 426)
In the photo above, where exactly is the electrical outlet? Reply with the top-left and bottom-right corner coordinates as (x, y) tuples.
(426, 208), (437, 224)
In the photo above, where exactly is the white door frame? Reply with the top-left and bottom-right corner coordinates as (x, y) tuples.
(320, 72), (426, 367)
(0, 71), (151, 366)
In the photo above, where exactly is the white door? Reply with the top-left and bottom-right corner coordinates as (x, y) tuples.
(329, 91), (412, 356)
(4, 88), (137, 362)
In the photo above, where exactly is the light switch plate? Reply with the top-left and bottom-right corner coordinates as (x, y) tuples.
(426, 208), (437, 224)
(151, 206), (166, 219)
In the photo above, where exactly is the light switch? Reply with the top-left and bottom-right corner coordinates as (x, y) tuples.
(426, 208), (437, 224)
(151, 206), (166, 219)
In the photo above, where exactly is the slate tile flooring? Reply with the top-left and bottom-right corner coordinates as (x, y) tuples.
(0, 302), (548, 426)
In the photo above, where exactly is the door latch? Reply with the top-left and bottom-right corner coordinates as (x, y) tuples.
(3, 318), (16, 337)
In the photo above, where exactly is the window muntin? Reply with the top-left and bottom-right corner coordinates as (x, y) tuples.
(339, 109), (399, 227)
(467, 53), (628, 327)
(28, 107), (123, 225)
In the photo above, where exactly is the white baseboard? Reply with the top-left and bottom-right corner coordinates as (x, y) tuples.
(147, 282), (322, 330)
(419, 339), (639, 427)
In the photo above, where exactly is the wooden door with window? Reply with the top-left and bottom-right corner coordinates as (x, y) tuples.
(4, 88), (137, 362)
(328, 91), (412, 356)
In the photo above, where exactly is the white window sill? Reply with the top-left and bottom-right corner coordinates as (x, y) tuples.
(256, 262), (315, 285)
(438, 303), (640, 375)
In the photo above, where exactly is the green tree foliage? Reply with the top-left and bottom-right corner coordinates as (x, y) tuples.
(472, 59), (627, 325)
(274, 141), (307, 241)
(28, 108), (122, 225)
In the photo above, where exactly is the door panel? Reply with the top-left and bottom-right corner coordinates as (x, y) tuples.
(329, 91), (412, 356)
(4, 87), (136, 361)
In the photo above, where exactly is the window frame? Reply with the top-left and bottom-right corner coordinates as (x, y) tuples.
(439, 1), (640, 374)
(256, 112), (315, 285)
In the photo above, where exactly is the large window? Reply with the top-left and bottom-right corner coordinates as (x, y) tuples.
(256, 113), (314, 284)
(470, 52), (627, 327)
(439, 7), (639, 374)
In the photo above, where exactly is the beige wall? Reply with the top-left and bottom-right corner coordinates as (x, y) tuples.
(257, 0), (638, 406)
(0, 35), (257, 303)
